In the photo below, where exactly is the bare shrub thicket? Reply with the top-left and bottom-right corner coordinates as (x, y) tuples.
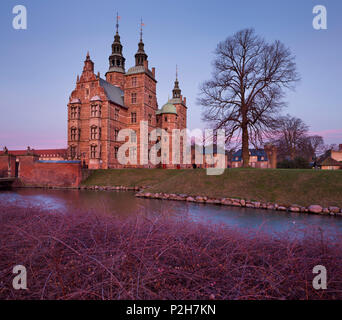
(1, 205), (342, 300)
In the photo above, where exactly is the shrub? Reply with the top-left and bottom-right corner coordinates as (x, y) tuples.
(1, 205), (341, 300)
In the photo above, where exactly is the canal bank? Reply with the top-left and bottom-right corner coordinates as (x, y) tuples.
(2, 188), (342, 235)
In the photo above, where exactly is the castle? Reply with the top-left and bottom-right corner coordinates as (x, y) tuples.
(67, 17), (187, 169)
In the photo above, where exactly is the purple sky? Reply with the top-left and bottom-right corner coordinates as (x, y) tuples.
(0, 0), (341, 150)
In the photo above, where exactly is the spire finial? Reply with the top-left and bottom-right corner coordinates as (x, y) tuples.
(140, 18), (144, 42)
(116, 12), (119, 34)
(86, 51), (90, 59)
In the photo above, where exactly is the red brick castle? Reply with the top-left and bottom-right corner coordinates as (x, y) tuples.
(68, 17), (187, 169)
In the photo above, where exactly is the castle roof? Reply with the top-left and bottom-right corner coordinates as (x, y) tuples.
(90, 95), (102, 102)
(99, 78), (126, 108)
(157, 101), (177, 115)
(126, 65), (154, 79)
(70, 98), (81, 104)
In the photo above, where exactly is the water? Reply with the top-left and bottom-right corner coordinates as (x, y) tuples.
(1, 188), (341, 237)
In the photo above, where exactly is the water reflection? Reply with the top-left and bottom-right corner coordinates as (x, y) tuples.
(1, 188), (341, 237)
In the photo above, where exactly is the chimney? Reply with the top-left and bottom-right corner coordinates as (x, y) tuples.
(152, 67), (155, 78)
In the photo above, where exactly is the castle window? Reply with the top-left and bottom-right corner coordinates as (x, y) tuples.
(91, 105), (97, 117)
(91, 104), (101, 117)
(70, 146), (76, 158)
(70, 106), (77, 119)
(131, 112), (137, 124)
(131, 147), (137, 160)
(165, 116), (168, 122)
(114, 147), (119, 159)
(148, 114), (152, 125)
(148, 95), (152, 105)
(114, 128), (119, 141)
(131, 93), (137, 104)
(90, 145), (97, 159)
(71, 127), (77, 141)
(132, 77), (137, 87)
(112, 60), (115, 66)
(131, 131), (137, 143)
(91, 126), (97, 140)
(117, 59), (121, 66)
(114, 108), (119, 120)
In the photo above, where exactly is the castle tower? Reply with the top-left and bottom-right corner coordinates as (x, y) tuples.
(170, 66), (187, 131)
(124, 19), (157, 167)
(106, 13), (126, 89)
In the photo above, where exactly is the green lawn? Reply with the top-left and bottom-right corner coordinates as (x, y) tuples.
(82, 168), (342, 207)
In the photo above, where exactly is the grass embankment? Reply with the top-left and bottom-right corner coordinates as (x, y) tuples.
(1, 206), (342, 300)
(82, 168), (342, 208)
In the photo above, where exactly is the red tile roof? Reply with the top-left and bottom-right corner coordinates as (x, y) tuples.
(0, 149), (67, 157)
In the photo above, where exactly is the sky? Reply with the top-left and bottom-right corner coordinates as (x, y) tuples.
(0, 0), (341, 149)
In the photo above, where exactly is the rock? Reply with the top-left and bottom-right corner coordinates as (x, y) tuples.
(232, 202), (242, 207)
(289, 206), (300, 212)
(144, 193), (151, 198)
(221, 198), (232, 205)
(252, 201), (261, 208)
(267, 204), (275, 210)
(329, 206), (340, 214)
(308, 205), (323, 214)
(322, 208), (330, 214)
(277, 206), (287, 211)
(195, 196), (205, 203)
(246, 203), (254, 208)
(240, 199), (246, 206)
(186, 196), (195, 202)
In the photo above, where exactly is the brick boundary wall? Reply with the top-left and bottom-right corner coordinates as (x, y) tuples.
(10, 155), (82, 188)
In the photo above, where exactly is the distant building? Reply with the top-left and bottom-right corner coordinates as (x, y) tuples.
(0, 148), (67, 161)
(319, 144), (342, 170)
(231, 145), (277, 168)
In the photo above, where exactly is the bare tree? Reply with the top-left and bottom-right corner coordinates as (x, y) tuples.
(271, 114), (309, 160)
(198, 28), (299, 167)
(307, 135), (325, 157)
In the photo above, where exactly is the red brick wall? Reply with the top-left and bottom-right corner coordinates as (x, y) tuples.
(17, 156), (82, 187)
(0, 156), (8, 177)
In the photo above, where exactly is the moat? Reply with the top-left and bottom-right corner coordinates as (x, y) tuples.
(1, 188), (342, 237)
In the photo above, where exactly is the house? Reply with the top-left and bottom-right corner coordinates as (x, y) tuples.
(318, 144), (342, 170)
(231, 145), (277, 168)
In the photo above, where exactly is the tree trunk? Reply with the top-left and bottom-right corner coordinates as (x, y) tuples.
(242, 123), (250, 168)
